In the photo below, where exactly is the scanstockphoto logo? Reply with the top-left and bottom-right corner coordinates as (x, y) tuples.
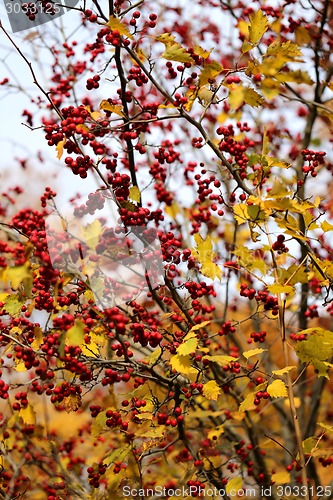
(3, 0), (79, 33)
(45, 190), (165, 310)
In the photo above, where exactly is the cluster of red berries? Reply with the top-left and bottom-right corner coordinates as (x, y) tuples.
(127, 67), (148, 87)
(101, 369), (130, 386)
(304, 304), (318, 318)
(86, 75), (100, 90)
(87, 463), (107, 488)
(301, 149), (326, 177)
(254, 390), (270, 406)
(12, 391), (29, 411)
(49, 382), (81, 405)
(250, 330), (267, 343)
(272, 234), (289, 253)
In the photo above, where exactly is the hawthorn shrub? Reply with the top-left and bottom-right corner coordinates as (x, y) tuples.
(1, 1), (333, 499)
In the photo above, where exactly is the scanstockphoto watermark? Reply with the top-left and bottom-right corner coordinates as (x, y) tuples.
(122, 485), (258, 498)
(3, 0), (79, 33)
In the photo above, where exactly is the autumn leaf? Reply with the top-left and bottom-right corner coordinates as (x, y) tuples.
(191, 233), (222, 280)
(203, 380), (222, 401)
(56, 139), (65, 160)
(198, 60), (223, 87)
(66, 320), (85, 347)
(162, 43), (195, 63)
(106, 16), (133, 39)
(226, 477), (243, 494)
(99, 100), (124, 117)
(177, 334), (198, 356)
(63, 393), (82, 413)
(267, 379), (288, 398)
(207, 424), (224, 440)
(170, 354), (197, 376)
(272, 366), (295, 376)
(129, 186), (141, 203)
(294, 328), (333, 378)
(271, 471), (290, 484)
(19, 405), (36, 425)
(243, 348), (267, 360)
(193, 45), (213, 59)
(249, 10), (268, 45)
(80, 219), (103, 251)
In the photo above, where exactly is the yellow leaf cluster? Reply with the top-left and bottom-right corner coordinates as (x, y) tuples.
(191, 233), (222, 280)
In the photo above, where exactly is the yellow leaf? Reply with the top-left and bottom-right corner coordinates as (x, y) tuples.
(31, 326), (43, 350)
(249, 10), (268, 45)
(19, 404), (36, 425)
(192, 233), (222, 280)
(226, 476), (243, 495)
(295, 26), (312, 46)
(294, 328), (333, 378)
(207, 424), (224, 440)
(302, 436), (317, 455)
(193, 45), (213, 59)
(91, 411), (108, 437)
(198, 61), (223, 87)
(177, 336), (198, 356)
(233, 203), (249, 224)
(15, 362), (27, 372)
(198, 86), (218, 105)
(1, 294), (24, 316)
(106, 16), (133, 39)
(267, 379), (288, 398)
(321, 221), (333, 232)
(165, 201), (180, 219)
(170, 354), (197, 376)
(239, 393), (256, 412)
(203, 380), (221, 401)
(228, 83), (245, 109)
(272, 366), (295, 376)
(129, 186), (141, 203)
(267, 284), (293, 295)
(162, 44), (194, 63)
(5, 263), (32, 290)
(318, 422), (333, 433)
(271, 471), (290, 484)
(243, 348), (267, 360)
(189, 320), (211, 332)
(56, 139), (65, 160)
(156, 32), (177, 46)
(80, 219), (103, 251)
(238, 20), (249, 38)
(145, 347), (162, 365)
(205, 355), (238, 365)
(63, 393), (82, 412)
(67, 320), (85, 347)
(99, 100), (124, 117)
(84, 105), (102, 121)
(244, 87), (264, 107)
